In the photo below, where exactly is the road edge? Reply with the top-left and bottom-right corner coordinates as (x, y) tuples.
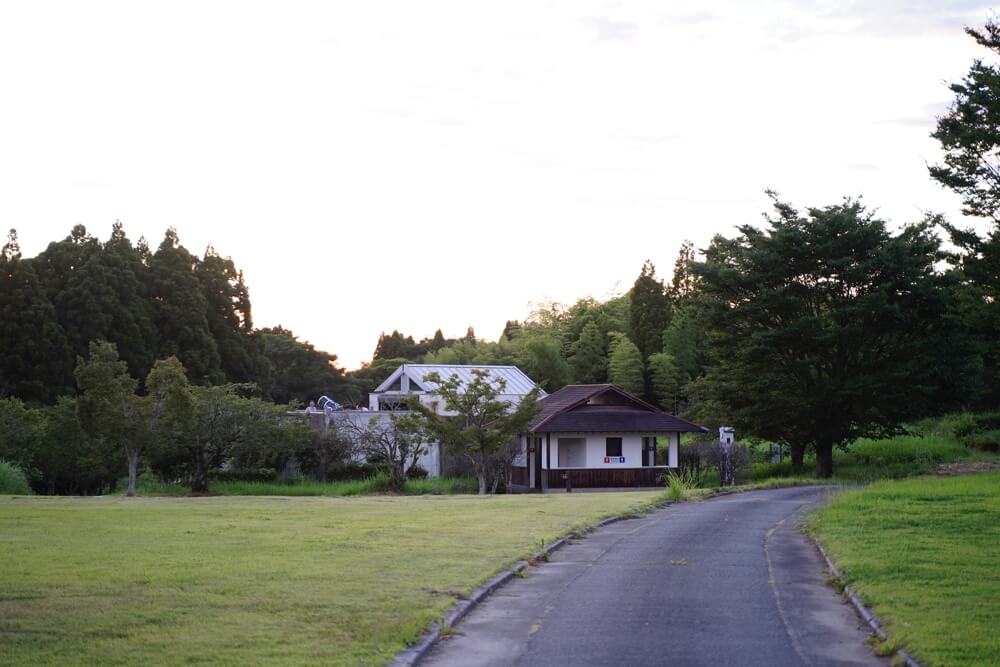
(812, 539), (922, 667)
(388, 504), (662, 667)
(390, 481), (829, 667)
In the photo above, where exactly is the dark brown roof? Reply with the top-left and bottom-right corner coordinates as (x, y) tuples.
(528, 384), (707, 434)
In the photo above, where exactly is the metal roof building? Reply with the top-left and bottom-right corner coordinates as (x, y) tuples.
(369, 364), (544, 411)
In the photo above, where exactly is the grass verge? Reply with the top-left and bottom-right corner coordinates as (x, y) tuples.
(0, 491), (663, 666)
(810, 472), (1000, 666)
(124, 473), (479, 497)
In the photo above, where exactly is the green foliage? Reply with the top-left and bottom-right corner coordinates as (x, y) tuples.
(930, 20), (1000, 220)
(0, 230), (72, 402)
(628, 260), (671, 361)
(513, 333), (570, 392)
(647, 352), (681, 411)
(255, 326), (358, 404)
(0, 459), (32, 495)
(693, 194), (970, 478)
(607, 332), (644, 395)
(568, 321), (607, 384)
(74, 340), (148, 496)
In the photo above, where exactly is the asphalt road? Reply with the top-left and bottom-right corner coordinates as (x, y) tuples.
(422, 486), (885, 667)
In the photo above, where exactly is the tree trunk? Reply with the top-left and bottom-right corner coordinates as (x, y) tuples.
(390, 464), (406, 493)
(191, 450), (209, 493)
(815, 442), (834, 479)
(790, 443), (805, 469)
(126, 448), (139, 497)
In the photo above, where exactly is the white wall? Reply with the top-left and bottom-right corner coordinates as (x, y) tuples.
(329, 411), (441, 477)
(549, 433), (645, 468)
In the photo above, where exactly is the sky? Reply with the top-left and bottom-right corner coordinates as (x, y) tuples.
(0, 1), (993, 369)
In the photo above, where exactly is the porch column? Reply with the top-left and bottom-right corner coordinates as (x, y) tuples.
(668, 433), (679, 468)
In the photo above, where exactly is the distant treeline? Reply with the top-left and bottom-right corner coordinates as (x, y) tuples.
(0, 223), (359, 405)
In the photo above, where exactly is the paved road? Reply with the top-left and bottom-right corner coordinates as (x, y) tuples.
(422, 486), (884, 667)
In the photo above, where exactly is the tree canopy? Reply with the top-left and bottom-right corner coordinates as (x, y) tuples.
(691, 195), (969, 477)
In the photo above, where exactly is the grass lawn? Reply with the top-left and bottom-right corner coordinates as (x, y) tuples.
(811, 471), (1000, 666)
(0, 491), (661, 666)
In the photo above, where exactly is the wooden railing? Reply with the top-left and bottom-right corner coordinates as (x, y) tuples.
(545, 467), (672, 489)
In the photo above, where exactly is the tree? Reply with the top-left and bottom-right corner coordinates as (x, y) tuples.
(196, 246), (255, 383)
(337, 413), (429, 491)
(607, 333), (644, 395)
(254, 327), (357, 404)
(74, 341), (147, 497)
(670, 240), (699, 301)
(569, 321), (608, 384)
(930, 21), (1000, 404)
(692, 195), (970, 478)
(412, 370), (541, 495)
(0, 230), (72, 402)
(930, 19), (1000, 220)
(647, 352), (681, 412)
(628, 260), (671, 361)
(513, 333), (570, 392)
(147, 229), (221, 383)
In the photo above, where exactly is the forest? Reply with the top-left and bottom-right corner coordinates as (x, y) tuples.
(3, 19), (1000, 488)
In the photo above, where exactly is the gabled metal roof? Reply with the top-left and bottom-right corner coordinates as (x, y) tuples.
(373, 364), (545, 397)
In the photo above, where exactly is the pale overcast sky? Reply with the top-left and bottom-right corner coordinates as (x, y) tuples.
(0, 1), (991, 368)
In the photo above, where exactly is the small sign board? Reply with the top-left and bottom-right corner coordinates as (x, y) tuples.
(603, 456), (626, 464)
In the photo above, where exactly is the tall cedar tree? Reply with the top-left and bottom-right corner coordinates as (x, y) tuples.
(930, 19), (1000, 404)
(147, 229), (222, 383)
(0, 231), (72, 402)
(692, 195), (972, 478)
(628, 260), (671, 363)
(197, 246), (255, 382)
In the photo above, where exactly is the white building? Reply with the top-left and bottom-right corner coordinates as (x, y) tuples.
(512, 384), (707, 490)
(317, 364), (544, 477)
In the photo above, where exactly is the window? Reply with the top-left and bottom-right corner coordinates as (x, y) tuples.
(605, 437), (622, 457)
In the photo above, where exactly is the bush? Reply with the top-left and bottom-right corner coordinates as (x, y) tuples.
(326, 462), (387, 481)
(211, 468), (278, 483)
(0, 460), (33, 495)
(963, 430), (1000, 452)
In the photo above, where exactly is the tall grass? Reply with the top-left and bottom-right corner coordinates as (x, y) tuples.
(0, 460), (33, 495)
(127, 473), (478, 497)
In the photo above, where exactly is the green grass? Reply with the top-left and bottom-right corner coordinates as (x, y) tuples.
(749, 425), (997, 485)
(0, 491), (663, 666)
(124, 474), (479, 497)
(811, 472), (1000, 666)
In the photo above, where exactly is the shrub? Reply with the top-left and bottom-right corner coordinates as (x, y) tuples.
(963, 430), (1000, 452)
(210, 468), (278, 483)
(0, 460), (33, 495)
(326, 462), (387, 481)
